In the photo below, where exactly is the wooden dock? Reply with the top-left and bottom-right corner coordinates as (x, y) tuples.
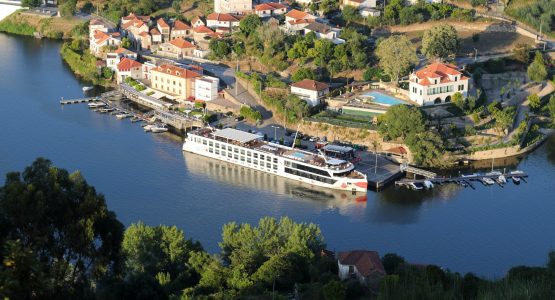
(395, 172), (528, 189)
(60, 97), (98, 104)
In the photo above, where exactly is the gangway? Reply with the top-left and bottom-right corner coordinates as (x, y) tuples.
(400, 163), (437, 179)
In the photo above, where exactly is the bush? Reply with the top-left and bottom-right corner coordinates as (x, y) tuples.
(239, 106), (262, 121)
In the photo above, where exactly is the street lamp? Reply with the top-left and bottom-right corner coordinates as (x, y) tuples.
(271, 125), (279, 141)
(474, 48), (478, 62)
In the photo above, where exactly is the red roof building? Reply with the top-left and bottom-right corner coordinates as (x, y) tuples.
(337, 250), (385, 285)
(409, 63), (470, 106)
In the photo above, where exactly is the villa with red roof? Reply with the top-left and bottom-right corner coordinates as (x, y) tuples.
(156, 38), (197, 59)
(284, 9), (316, 32)
(191, 16), (205, 28)
(116, 57), (143, 84)
(171, 20), (192, 40)
(254, 2), (287, 18)
(90, 30), (121, 57)
(206, 13), (240, 30)
(157, 18), (171, 41)
(291, 79), (330, 107)
(409, 63), (470, 106)
(151, 64), (202, 102)
(337, 250), (385, 286)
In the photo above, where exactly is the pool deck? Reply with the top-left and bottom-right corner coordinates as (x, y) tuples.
(356, 151), (403, 190)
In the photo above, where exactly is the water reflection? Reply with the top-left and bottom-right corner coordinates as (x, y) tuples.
(182, 152), (368, 220)
(545, 135), (555, 166)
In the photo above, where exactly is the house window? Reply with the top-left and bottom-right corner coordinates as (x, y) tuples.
(348, 265), (354, 274)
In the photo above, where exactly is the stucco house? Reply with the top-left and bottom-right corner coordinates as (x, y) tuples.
(206, 12), (240, 30)
(337, 250), (385, 286)
(151, 64), (202, 102)
(214, 0), (252, 13)
(408, 63), (469, 106)
(195, 76), (220, 101)
(116, 57), (142, 84)
(284, 9), (317, 32)
(191, 16), (206, 28)
(342, 0), (376, 8)
(290, 79), (330, 107)
(90, 30), (121, 57)
(156, 38), (197, 59)
(157, 18), (171, 41)
(254, 2), (287, 18)
(303, 22), (345, 44)
(171, 20), (192, 40)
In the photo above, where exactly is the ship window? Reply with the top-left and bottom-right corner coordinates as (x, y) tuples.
(253, 159), (258, 164)
(215, 143), (220, 148)
(208, 148), (213, 153)
(240, 149), (245, 155)
(247, 158), (251, 163)
(259, 160), (264, 166)
(234, 154), (238, 159)
(234, 148), (239, 153)
(209, 141), (213, 146)
(266, 156), (271, 162)
(284, 161), (291, 167)
(273, 158), (278, 163)
(202, 139), (207, 145)
(221, 151), (226, 156)
(227, 152), (232, 158)
(215, 150), (220, 155)
(253, 153), (258, 158)
(228, 146), (232, 151)
(266, 163), (271, 168)
(260, 154), (265, 160)
(240, 156), (245, 162)
(247, 151), (252, 157)
(273, 164), (277, 170)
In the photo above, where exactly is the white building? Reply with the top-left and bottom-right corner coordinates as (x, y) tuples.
(338, 251), (385, 286)
(408, 63), (469, 106)
(254, 2), (287, 18)
(206, 12), (240, 30)
(290, 79), (330, 107)
(90, 30), (121, 57)
(116, 57), (142, 84)
(195, 76), (220, 101)
(303, 22), (345, 44)
(214, 0), (252, 13)
(360, 7), (381, 17)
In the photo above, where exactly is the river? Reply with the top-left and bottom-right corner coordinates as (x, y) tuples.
(1, 33), (555, 277)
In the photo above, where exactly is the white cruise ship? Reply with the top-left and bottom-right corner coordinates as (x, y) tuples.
(182, 127), (368, 192)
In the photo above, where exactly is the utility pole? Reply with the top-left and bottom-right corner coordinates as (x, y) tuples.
(474, 48), (478, 62)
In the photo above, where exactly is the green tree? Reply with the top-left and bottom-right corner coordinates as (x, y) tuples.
(406, 131), (445, 167)
(382, 253), (406, 275)
(323, 280), (347, 300)
(59, 0), (77, 17)
(292, 67), (316, 82)
(121, 37), (131, 49)
(102, 67), (114, 79)
(239, 14), (262, 37)
(470, 0), (486, 7)
(0, 158), (124, 299)
(452, 92), (465, 111)
(528, 93), (541, 111)
(399, 6), (423, 25)
(209, 39), (231, 59)
(492, 106), (516, 134)
(378, 105), (426, 140)
(421, 24), (459, 60)
(81, 1), (94, 13)
(342, 5), (360, 24)
(527, 51), (548, 83)
(513, 43), (531, 64)
(546, 95), (555, 125)
(375, 35), (418, 83)
(21, 0), (42, 7)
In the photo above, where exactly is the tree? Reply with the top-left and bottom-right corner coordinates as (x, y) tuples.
(239, 14), (262, 37)
(513, 43), (531, 64)
(470, 0), (486, 7)
(292, 67), (316, 82)
(21, 0), (42, 7)
(172, 0), (182, 13)
(528, 93), (541, 111)
(527, 51), (548, 83)
(102, 67), (114, 79)
(209, 39), (231, 59)
(375, 35), (418, 83)
(406, 131), (445, 167)
(492, 106), (516, 134)
(399, 6), (423, 25)
(81, 1), (94, 13)
(59, 0), (77, 17)
(121, 37), (132, 49)
(0, 158), (124, 299)
(382, 253), (406, 275)
(342, 5), (360, 24)
(452, 92), (465, 111)
(546, 95), (555, 125)
(323, 280), (346, 300)
(421, 24), (459, 60)
(378, 105), (426, 140)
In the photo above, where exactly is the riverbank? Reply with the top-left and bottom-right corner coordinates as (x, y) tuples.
(60, 41), (113, 87)
(0, 10), (84, 39)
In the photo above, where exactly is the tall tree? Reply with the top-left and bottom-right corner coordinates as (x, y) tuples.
(239, 14), (262, 37)
(377, 104), (426, 140)
(421, 24), (459, 60)
(375, 35), (418, 83)
(0, 158), (124, 299)
(527, 51), (548, 83)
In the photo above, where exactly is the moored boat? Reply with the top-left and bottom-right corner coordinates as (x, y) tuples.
(88, 102), (106, 108)
(150, 124), (168, 133)
(182, 127), (368, 192)
(82, 86), (93, 92)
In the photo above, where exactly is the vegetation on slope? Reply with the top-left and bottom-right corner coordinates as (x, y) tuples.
(505, 0), (555, 38)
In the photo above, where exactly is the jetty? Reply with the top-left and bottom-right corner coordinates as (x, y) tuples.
(60, 97), (98, 104)
(395, 171), (528, 190)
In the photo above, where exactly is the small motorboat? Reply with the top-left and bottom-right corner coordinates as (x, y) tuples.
(459, 181), (468, 188)
(88, 102), (106, 108)
(82, 86), (93, 92)
(423, 180), (434, 189)
(408, 182), (423, 190)
(98, 108), (114, 113)
(512, 176), (521, 185)
(143, 124), (154, 132)
(497, 175), (507, 184)
(481, 177), (495, 185)
(115, 113), (130, 119)
(150, 124), (168, 133)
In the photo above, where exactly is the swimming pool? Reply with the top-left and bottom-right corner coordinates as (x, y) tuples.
(362, 91), (406, 106)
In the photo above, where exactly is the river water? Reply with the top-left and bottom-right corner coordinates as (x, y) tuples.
(1, 33), (555, 277)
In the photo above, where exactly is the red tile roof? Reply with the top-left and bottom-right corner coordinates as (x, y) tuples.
(150, 28), (161, 35)
(117, 57), (142, 71)
(255, 2), (286, 11)
(338, 251), (385, 277)
(285, 9), (311, 20)
(191, 16), (204, 26)
(153, 64), (201, 79)
(206, 12), (239, 22)
(157, 18), (170, 28)
(193, 25), (215, 34)
(291, 79), (329, 91)
(287, 19), (315, 25)
(412, 63), (468, 86)
(173, 20), (191, 30)
(169, 38), (196, 49)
